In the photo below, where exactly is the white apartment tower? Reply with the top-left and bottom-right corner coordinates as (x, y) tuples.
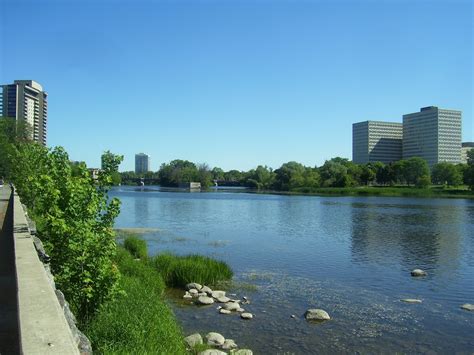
(135, 153), (151, 174)
(403, 106), (462, 166)
(0, 80), (48, 145)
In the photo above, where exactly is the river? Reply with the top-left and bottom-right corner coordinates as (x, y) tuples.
(110, 186), (474, 354)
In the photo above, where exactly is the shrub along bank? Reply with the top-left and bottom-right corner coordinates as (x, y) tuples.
(85, 237), (233, 353)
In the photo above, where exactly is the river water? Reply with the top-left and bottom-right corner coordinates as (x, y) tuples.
(110, 186), (474, 354)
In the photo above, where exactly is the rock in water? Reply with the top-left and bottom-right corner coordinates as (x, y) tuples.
(401, 299), (422, 304)
(411, 269), (427, 277)
(183, 292), (193, 300)
(233, 350), (253, 355)
(197, 296), (215, 305)
(205, 332), (225, 346)
(216, 296), (231, 303)
(198, 350), (227, 355)
(223, 302), (241, 311)
(460, 303), (474, 311)
(211, 290), (226, 299)
(189, 289), (199, 296)
(186, 282), (203, 291)
(184, 333), (203, 348)
(201, 285), (212, 294)
(221, 339), (238, 350)
(219, 309), (231, 314)
(304, 309), (331, 321)
(241, 312), (253, 320)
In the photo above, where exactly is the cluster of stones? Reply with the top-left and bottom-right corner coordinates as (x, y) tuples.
(184, 332), (253, 355)
(406, 269), (473, 311)
(183, 283), (254, 320)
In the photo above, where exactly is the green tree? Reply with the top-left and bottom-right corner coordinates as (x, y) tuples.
(211, 167), (225, 180)
(319, 159), (351, 187)
(359, 164), (377, 186)
(10, 144), (123, 320)
(465, 150), (474, 191)
(431, 162), (463, 186)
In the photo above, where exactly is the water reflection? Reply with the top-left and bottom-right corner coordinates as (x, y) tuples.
(350, 201), (462, 275)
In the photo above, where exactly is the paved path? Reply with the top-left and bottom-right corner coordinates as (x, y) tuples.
(0, 185), (20, 354)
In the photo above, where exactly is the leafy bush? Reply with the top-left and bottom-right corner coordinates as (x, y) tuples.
(85, 248), (185, 354)
(123, 235), (148, 259)
(9, 143), (123, 320)
(151, 253), (233, 288)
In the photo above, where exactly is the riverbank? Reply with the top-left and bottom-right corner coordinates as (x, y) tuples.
(255, 186), (474, 199)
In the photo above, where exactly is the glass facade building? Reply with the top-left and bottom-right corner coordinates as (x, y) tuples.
(135, 153), (151, 174)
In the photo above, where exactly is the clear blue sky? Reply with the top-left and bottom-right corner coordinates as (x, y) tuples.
(1, 0), (472, 172)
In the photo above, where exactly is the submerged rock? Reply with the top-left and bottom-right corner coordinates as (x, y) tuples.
(221, 339), (238, 350)
(411, 269), (427, 277)
(304, 309), (331, 321)
(241, 312), (253, 320)
(205, 332), (225, 346)
(219, 309), (232, 315)
(184, 333), (203, 348)
(186, 283), (203, 291)
(460, 303), (474, 311)
(197, 296), (215, 305)
(400, 299), (422, 304)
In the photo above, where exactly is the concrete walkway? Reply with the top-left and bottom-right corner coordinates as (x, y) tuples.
(0, 185), (20, 354)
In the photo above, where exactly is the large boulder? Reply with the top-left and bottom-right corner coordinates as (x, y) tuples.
(201, 286), (213, 294)
(184, 333), (203, 348)
(205, 332), (225, 346)
(304, 309), (331, 321)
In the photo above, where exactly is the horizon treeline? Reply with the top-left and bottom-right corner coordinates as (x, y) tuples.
(120, 155), (474, 191)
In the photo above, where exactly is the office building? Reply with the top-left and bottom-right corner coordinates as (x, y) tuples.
(0, 80), (48, 145)
(135, 153), (150, 174)
(352, 121), (403, 164)
(403, 106), (462, 166)
(462, 142), (474, 164)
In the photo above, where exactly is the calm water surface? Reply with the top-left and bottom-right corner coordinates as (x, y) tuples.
(111, 186), (474, 354)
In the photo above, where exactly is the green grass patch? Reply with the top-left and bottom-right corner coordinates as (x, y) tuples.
(151, 253), (233, 288)
(123, 235), (148, 259)
(83, 248), (186, 354)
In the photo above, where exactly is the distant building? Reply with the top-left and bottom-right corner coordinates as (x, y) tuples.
(462, 142), (474, 164)
(135, 153), (150, 174)
(352, 121), (403, 164)
(0, 80), (48, 145)
(403, 106), (462, 166)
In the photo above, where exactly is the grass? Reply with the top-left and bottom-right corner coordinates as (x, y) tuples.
(123, 234), (148, 259)
(151, 253), (233, 288)
(273, 185), (474, 199)
(83, 247), (186, 354)
(84, 235), (234, 353)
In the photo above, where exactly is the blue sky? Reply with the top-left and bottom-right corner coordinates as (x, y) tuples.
(1, 0), (472, 171)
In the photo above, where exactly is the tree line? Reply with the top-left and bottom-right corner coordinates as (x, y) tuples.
(120, 155), (474, 191)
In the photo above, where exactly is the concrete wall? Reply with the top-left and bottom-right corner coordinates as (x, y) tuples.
(12, 190), (79, 354)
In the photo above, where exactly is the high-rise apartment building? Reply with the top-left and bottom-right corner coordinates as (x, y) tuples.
(135, 153), (150, 174)
(352, 121), (403, 164)
(462, 142), (474, 164)
(0, 80), (48, 145)
(403, 106), (461, 166)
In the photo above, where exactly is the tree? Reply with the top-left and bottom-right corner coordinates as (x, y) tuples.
(431, 162), (463, 186)
(211, 167), (225, 180)
(244, 165), (276, 190)
(9, 144), (123, 319)
(465, 150), (474, 191)
(360, 164), (376, 186)
(319, 159), (351, 187)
